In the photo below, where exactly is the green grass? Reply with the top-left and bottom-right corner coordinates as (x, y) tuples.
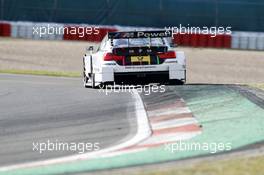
(250, 84), (264, 91)
(0, 69), (81, 77)
(136, 156), (264, 175)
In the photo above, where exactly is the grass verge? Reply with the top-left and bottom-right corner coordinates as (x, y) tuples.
(0, 69), (80, 77)
(136, 156), (263, 175)
(250, 84), (264, 91)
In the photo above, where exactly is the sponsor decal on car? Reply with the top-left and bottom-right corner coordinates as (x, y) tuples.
(131, 56), (151, 64)
(124, 66), (157, 69)
(108, 30), (171, 39)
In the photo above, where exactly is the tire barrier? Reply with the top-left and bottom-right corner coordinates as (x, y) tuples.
(1, 21), (264, 51)
(32, 23), (64, 40)
(173, 33), (232, 49)
(10, 21), (19, 38)
(257, 35), (264, 50)
(16, 22), (33, 39)
(63, 25), (117, 42)
(0, 22), (11, 37)
(10, 22), (64, 40)
(231, 32), (264, 50)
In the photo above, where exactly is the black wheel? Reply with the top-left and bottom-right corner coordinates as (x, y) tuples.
(83, 71), (89, 88)
(83, 75), (89, 88)
(90, 73), (95, 88)
(83, 57), (89, 88)
(169, 79), (184, 85)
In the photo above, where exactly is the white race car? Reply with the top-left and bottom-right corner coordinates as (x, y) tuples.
(83, 30), (186, 88)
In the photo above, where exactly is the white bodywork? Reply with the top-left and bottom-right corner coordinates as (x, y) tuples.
(83, 34), (186, 87)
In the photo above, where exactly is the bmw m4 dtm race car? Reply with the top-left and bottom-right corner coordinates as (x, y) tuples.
(83, 30), (186, 88)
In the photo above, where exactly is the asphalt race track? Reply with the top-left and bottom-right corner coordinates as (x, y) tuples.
(1, 73), (264, 175)
(0, 74), (137, 166)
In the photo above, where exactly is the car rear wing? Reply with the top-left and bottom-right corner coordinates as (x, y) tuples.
(108, 30), (172, 39)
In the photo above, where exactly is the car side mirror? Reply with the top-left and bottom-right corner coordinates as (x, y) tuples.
(170, 43), (178, 48)
(87, 46), (94, 51)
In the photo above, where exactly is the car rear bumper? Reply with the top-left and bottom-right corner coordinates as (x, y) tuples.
(114, 71), (170, 84)
(95, 63), (186, 83)
(113, 64), (169, 72)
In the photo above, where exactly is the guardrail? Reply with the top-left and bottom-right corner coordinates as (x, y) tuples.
(1, 21), (264, 51)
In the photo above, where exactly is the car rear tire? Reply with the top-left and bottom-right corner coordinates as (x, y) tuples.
(83, 61), (89, 88)
(169, 79), (184, 85)
(90, 73), (95, 88)
(83, 72), (89, 88)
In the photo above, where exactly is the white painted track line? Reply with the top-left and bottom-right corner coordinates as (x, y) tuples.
(0, 90), (151, 171)
(151, 118), (198, 130)
(148, 107), (191, 117)
(138, 132), (201, 146)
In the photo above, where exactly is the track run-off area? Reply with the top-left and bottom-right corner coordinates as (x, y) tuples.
(0, 74), (264, 175)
